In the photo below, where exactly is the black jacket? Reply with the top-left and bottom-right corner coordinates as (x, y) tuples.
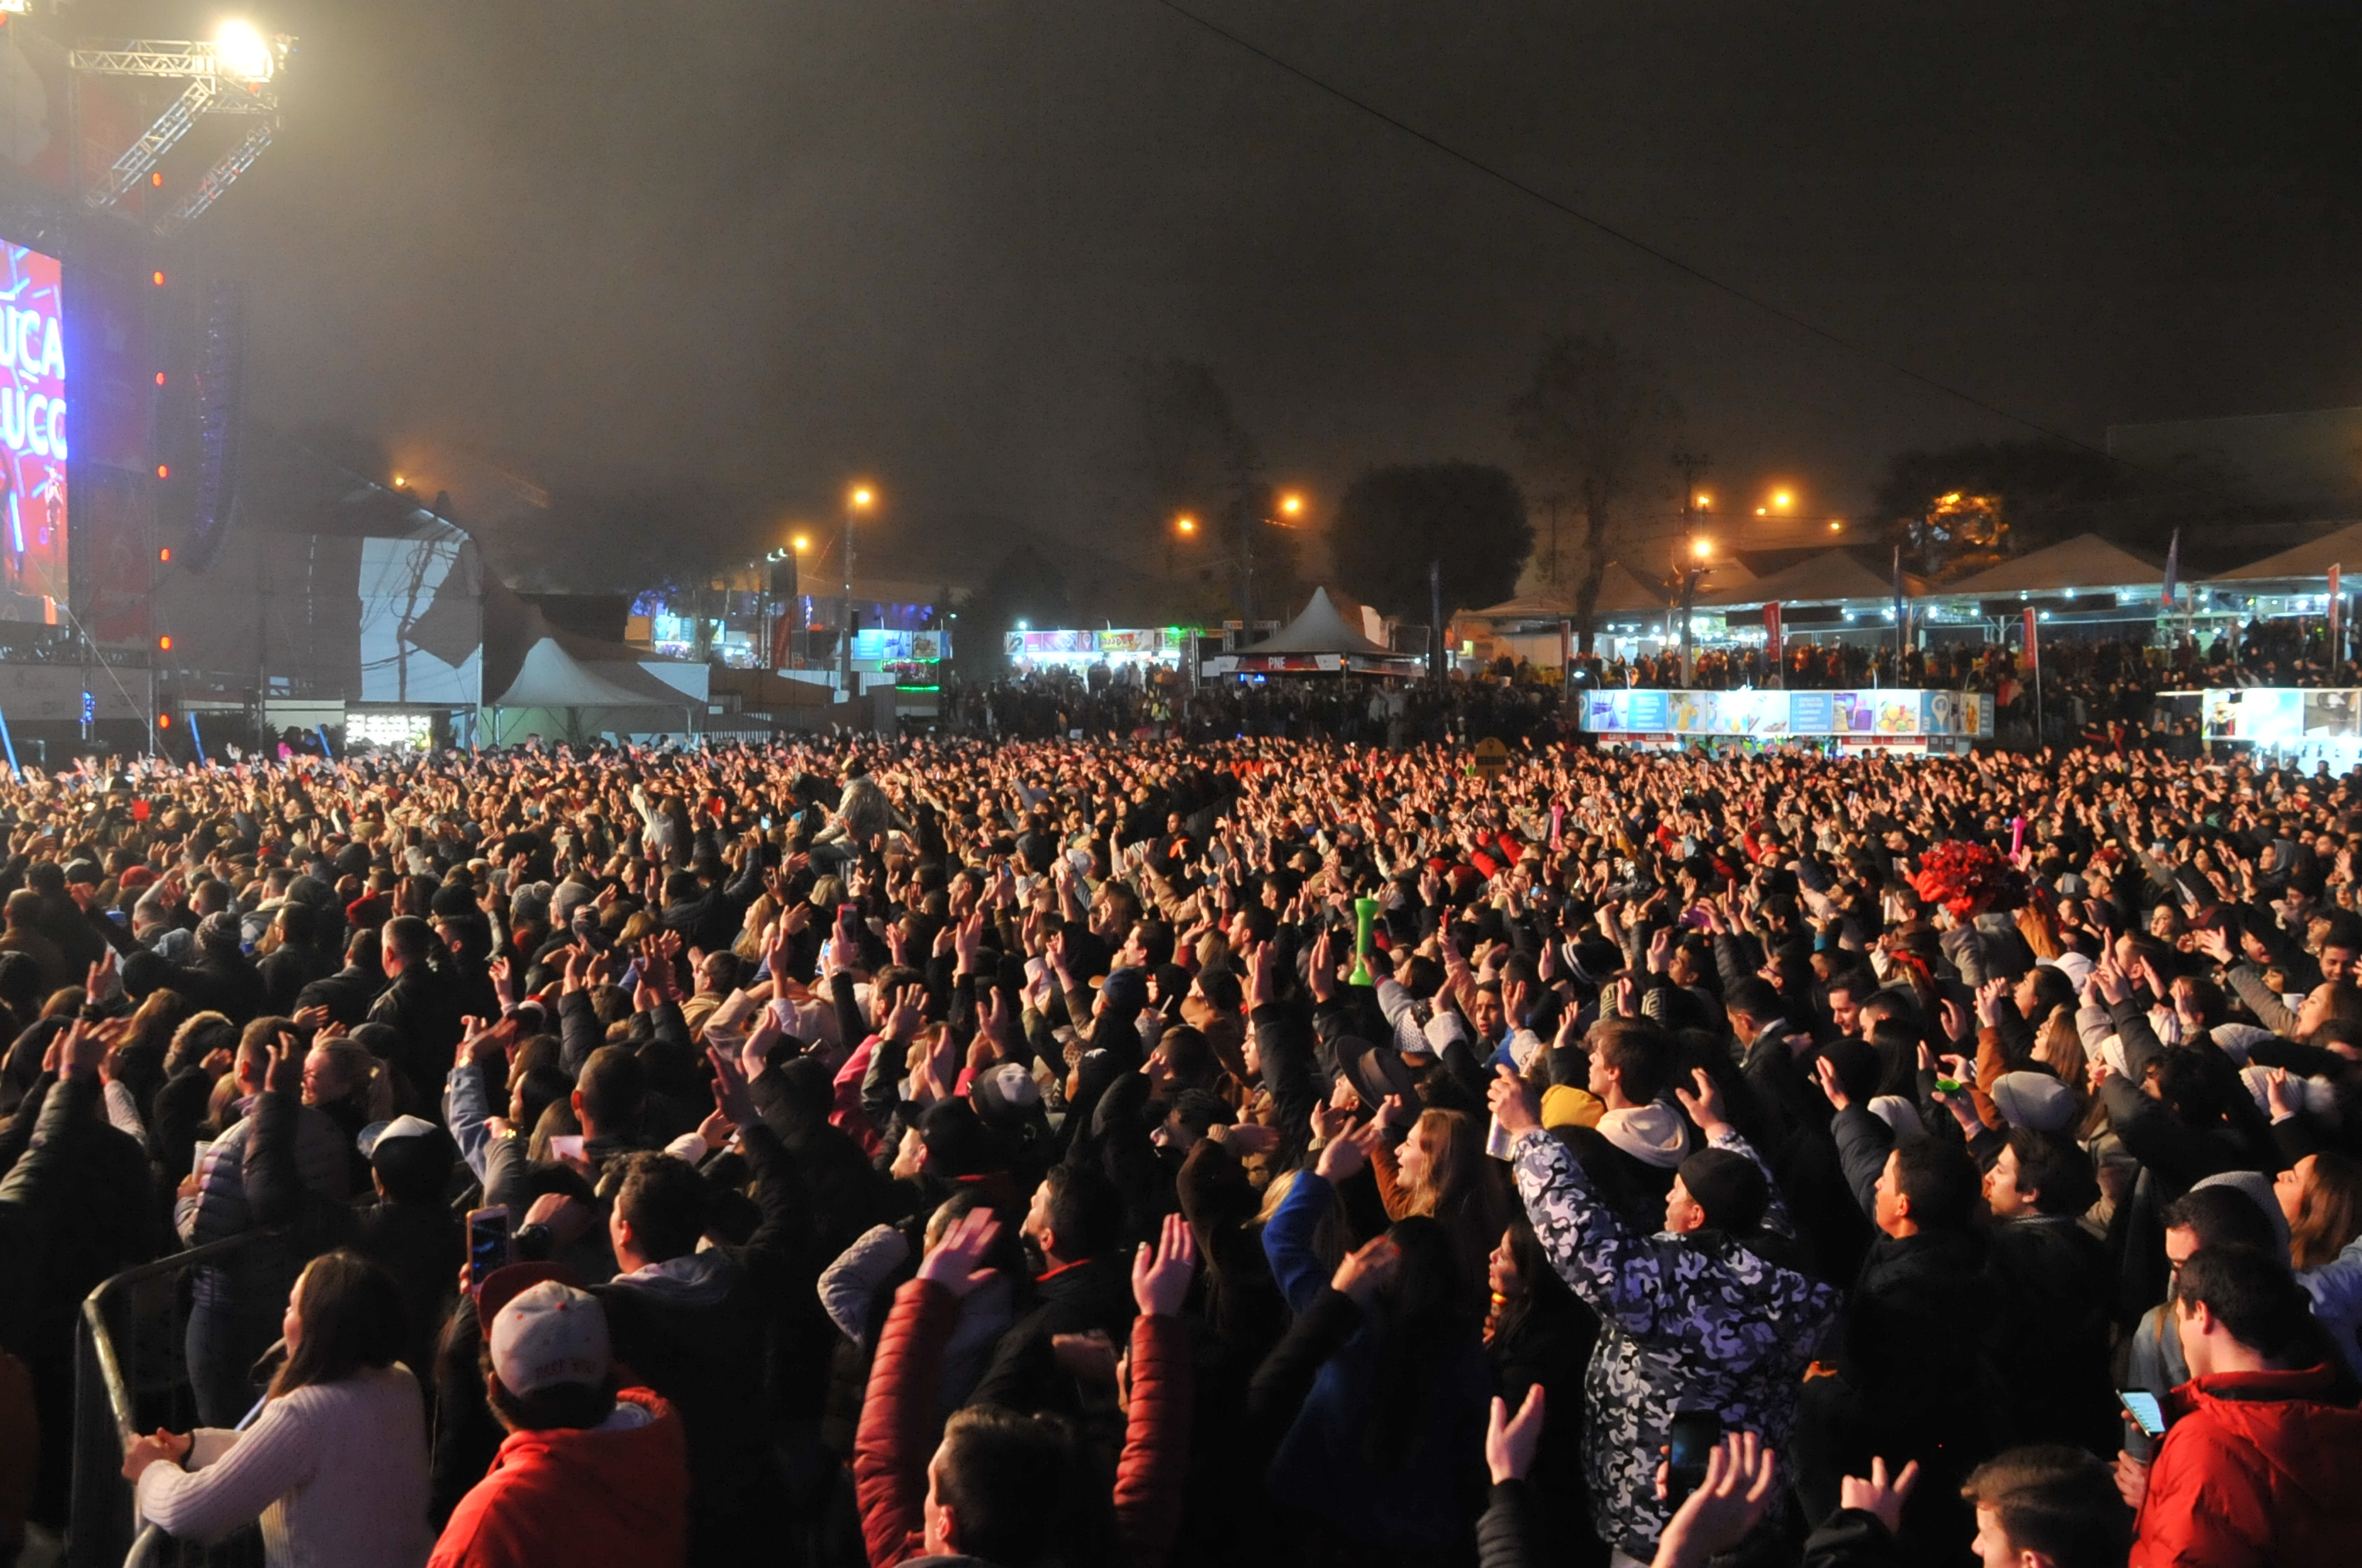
(1982, 1213), (2118, 1453)
(965, 1251), (1136, 1418)
(242, 1085), (462, 1397)
(591, 1120), (810, 1567)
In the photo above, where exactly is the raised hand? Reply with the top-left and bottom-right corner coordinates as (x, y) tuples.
(1131, 1211), (1199, 1316)
(1838, 1456), (1920, 1538)
(1653, 1432), (1777, 1568)
(1485, 1385), (1547, 1485)
(1671, 1067), (1729, 1140)
(1488, 1063), (1541, 1138)
(917, 1207), (1003, 1298)
(1330, 1233), (1401, 1306)
(1314, 1117), (1386, 1184)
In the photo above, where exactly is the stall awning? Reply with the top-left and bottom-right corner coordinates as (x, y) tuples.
(1939, 534), (2163, 596)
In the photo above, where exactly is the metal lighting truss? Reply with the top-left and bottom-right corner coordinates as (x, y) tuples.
(69, 39), (288, 232)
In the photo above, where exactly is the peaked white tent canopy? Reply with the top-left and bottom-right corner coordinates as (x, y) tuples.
(1942, 534), (2163, 596)
(1239, 587), (1396, 655)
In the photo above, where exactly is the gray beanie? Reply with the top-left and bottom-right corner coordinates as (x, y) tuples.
(1990, 1071), (2079, 1133)
(551, 881), (595, 927)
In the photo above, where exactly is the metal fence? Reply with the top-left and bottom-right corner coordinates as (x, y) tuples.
(68, 1234), (280, 1568)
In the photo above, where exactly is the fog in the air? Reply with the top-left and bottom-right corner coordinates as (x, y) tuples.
(81, 0), (2362, 583)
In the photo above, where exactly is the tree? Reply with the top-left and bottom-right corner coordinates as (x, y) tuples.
(1872, 440), (2129, 576)
(1509, 333), (1682, 652)
(1330, 462), (1531, 622)
(1117, 357), (1307, 619)
(960, 543), (1074, 679)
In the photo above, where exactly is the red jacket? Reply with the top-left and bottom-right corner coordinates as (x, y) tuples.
(2133, 1364), (2362, 1568)
(853, 1277), (1192, 1568)
(428, 1386), (690, 1568)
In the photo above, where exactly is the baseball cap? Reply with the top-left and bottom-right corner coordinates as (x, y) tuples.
(489, 1278), (611, 1397)
(355, 1114), (439, 1159)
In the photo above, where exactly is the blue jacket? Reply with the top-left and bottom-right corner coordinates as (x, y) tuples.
(1261, 1171), (1492, 1550)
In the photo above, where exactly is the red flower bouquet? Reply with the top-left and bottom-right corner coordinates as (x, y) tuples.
(1911, 840), (2030, 919)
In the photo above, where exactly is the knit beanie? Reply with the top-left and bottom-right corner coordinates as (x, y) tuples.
(1678, 1146), (1770, 1235)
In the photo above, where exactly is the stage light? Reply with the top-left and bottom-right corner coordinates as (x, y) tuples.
(154, 372), (166, 386)
(157, 635), (172, 651)
(158, 714), (171, 729)
(150, 171), (163, 188)
(152, 271), (165, 286)
(214, 20), (276, 82)
(158, 547), (172, 563)
(156, 464), (169, 479)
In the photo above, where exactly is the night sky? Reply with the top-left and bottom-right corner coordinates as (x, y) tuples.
(103, 0), (2362, 566)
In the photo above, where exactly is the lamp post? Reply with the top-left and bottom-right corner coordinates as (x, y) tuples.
(842, 486), (874, 692)
(1243, 491), (1305, 632)
(1676, 535), (1713, 685)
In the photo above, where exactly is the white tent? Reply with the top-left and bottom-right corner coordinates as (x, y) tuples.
(1240, 587), (1396, 655)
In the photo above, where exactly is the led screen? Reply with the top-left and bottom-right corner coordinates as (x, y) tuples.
(0, 242), (64, 624)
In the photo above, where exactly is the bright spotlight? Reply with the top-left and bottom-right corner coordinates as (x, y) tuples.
(1772, 490), (1794, 510)
(1279, 493), (1304, 516)
(792, 535), (809, 552)
(1691, 538), (1712, 560)
(849, 485), (875, 509)
(214, 20), (277, 81)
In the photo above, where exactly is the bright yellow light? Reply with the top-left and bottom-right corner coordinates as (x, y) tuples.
(1755, 507), (1766, 516)
(1694, 493), (1710, 508)
(849, 485), (875, 509)
(1772, 490), (1793, 510)
(214, 20), (275, 81)
(792, 535), (809, 552)
(1279, 492), (1304, 516)
(1691, 538), (1712, 560)
(1829, 519), (1844, 532)
(1177, 515), (1196, 533)
(392, 473), (406, 488)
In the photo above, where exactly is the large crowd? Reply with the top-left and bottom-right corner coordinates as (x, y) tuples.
(2, 729), (2359, 1568)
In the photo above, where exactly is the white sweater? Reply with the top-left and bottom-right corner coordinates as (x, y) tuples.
(135, 1364), (432, 1568)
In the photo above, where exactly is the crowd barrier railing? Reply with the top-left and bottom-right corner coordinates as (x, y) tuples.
(69, 1231), (283, 1568)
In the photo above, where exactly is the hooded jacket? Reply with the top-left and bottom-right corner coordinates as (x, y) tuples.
(1508, 1125), (1840, 1560)
(428, 1387), (690, 1568)
(2132, 1363), (2362, 1568)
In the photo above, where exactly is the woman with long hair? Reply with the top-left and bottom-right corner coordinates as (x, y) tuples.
(1374, 1104), (1508, 1311)
(2278, 1150), (2362, 1380)
(124, 1251), (432, 1566)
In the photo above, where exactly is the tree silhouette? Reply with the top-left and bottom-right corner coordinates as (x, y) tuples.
(1509, 333), (1682, 652)
(1329, 462), (1531, 622)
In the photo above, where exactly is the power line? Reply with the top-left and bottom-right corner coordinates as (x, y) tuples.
(1146, 0), (2128, 468)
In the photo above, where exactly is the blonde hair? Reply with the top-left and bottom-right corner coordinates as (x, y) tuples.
(309, 1037), (395, 1121)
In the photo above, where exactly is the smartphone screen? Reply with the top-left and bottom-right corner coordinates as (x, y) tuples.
(547, 1134), (586, 1165)
(1665, 1411), (1722, 1507)
(466, 1206), (512, 1292)
(2119, 1390), (2166, 1437)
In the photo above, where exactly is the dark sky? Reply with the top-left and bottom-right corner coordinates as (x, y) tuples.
(115, 0), (2362, 566)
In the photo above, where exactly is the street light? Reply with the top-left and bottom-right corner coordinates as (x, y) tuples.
(1772, 490), (1794, 511)
(1691, 537), (1713, 561)
(1279, 493), (1304, 518)
(842, 484), (876, 691)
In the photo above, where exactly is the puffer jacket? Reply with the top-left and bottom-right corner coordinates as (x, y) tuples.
(1508, 1124), (1840, 1562)
(176, 1093), (351, 1313)
(2132, 1363), (2362, 1568)
(854, 1276), (1191, 1568)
